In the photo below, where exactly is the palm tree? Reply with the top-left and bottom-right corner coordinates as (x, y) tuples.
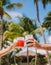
(0, 0), (11, 48)
(34, 0), (51, 65)
(19, 16), (37, 65)
(18, 16), (46, 65)
(0, 0), (23, 52)
(0, 1), (23, 65)
(3, 17), (46, 65)
(0, 0), (11, 64)
(43, 12), (51, 35)
(2, 21), (24, 65)
(0, 1), (23, 64)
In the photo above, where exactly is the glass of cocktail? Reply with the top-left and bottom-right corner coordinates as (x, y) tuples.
(13, 37), (24, 48)
(25, 34), (34, 45)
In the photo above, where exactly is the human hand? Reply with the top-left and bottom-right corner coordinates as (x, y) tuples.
(11, 42), (17, 49)
(26, 39), (41, 49)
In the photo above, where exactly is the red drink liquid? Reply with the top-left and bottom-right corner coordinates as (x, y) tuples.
(16, 40), (24, 47)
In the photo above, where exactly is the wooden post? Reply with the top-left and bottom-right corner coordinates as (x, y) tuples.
(35, 49), (37, 65)
(27, 47), (29, 65)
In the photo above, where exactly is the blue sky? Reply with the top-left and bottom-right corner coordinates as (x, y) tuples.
(5, 0), (51, 43)
(7, 0), (51, 23)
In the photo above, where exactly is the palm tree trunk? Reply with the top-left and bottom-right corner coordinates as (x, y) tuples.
(0, 19), (3, 65)
(0, 1), (3, 65)
(35, 0), (51, 65)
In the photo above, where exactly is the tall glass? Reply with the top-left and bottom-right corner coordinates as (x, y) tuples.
(25, 34), (34, 45)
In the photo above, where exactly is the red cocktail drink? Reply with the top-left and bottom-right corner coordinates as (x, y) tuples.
(16, 39), (24, 47)
(14, 37), (24, 47)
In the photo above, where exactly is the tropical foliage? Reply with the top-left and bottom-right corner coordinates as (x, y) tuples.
(1, 16), (47, 65)
(34, 0), (51, 65)
(18, 16), (46, 39)
(6, 2), (23, 9)
(30, 53), (48, 65)
(0, 0), (11, 19)
(43, 12), (51, 34)
(3, 21), (24, 41)
(0, 0), (51, 65)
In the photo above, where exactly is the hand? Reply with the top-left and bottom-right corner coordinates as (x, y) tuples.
(34, 39), (41, 49)
(12, 42), (18, 49)
(26, 39), (34, 47)
(26, 39), (41, 49)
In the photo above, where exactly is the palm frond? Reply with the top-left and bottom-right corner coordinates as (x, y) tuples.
(31, 27), (46, 35)
(41, 0), (51, 8)
(6, 3), (23, 9)
(22, 31), (29, 36)
(3, 11), (11, 19)
(6, 3), (15, 9)
(41, 0), (47, 8)
(34, 0), (39, 4)
(43, 12), (51, 29)
(1, 0), (10, 5)
(3, 31), (10, 41)
(48, 12), (51, 16)
(0, 1), (2, 8)
(16, 3), (23, 8)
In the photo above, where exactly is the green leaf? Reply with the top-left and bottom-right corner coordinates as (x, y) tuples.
(8, 22), (24, 32)
(6, 3), (15, 9)
(6, 3), (23, 9)
(31, 27), (46, 35)
(16, 3), (23, 8)
(3, 11), (11, 19)
(0, 1), (2, 8)
(22, 31), (29, 36)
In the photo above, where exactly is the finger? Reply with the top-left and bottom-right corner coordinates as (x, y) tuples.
(26, 41), (34, 45)
(26, 39), (34, 42)
(34, 39), (38, 42)
(26, 43), (33, 47)
(26, 39), (34, 43)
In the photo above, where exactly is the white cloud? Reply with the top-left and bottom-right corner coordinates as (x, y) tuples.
(48, 36), (51, 43)
(7, 11), (23, 19)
